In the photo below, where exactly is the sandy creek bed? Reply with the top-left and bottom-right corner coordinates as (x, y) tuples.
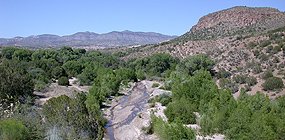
(103, 80), (167, 140)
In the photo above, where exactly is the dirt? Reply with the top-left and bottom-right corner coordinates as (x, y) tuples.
(34, 77), (90, 106)
(103, 80), (169, 140)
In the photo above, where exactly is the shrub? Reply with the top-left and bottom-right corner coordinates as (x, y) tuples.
(34, 80), (48, 92)
(252, 64), (262, 74)
(246, 76), (257, 86)
(262, 70), (273, 80)
(244, 85), (252, 92)
(0, 119), (28, 140)
(279, 63), (285, 69)
(152, 116), (196, 140)
(0, 60), (34, 106)
(43, 94), (99, 139)
(253, 50), (260, 57)
(265, 46), (273, 53)
(262, 77), (284, 91)
(152, 83), (160, 88)
(272, 57), (280, 63)
(216, 69), (231, 78)
(219, 78), (239, 93)
(176, 54), (215, 76)
(247, 42), (257, 49)
(273, 45), (282, 53)
(149, 93), (172, 106)
(51, 66), (67, 79)
(260, 40), (271, 48)
(136, 69), (146, 80)
(142, 122), (154, 134)
(233, 74), (247, 84)
(58, 76), (69, 86)
(259, 53), (269, 61)
(165, 99), (196, 124)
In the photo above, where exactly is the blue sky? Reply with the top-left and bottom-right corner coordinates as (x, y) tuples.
(1, 0), (285, 38)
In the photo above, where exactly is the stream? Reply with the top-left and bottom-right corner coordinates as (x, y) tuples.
(104, 82), (150, 140)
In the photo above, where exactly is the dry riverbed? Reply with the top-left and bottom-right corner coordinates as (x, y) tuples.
(34, 78), (224, 140)
(103, 80), (225, 140)
(103, 80), (169, 140)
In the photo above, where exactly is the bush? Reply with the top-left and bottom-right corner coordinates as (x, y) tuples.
(252, 64), (263, 74)
(130, 53), (178, 78)
(136, 69), (146, 80)
(219, 78), (239, 93)
(0, 119), (28, 140)
(152, 116), (196, 140)
(259, 53), (269, 61)
(0, 60), (34, 106)
(34, 80), (48, 92)
(260, 40), (271, 48)
(51, 66), (67, 79)
(246, 76), (257, 86)
(142, 122), (154, 134)
(216, 69), (231, 78)
(272, 57), (280, 63)
(273, 45), (282, 53)
(265, 46), (273, 53)
(43, 94), (99, 139)
(152, 83), (160, 88)
(232, 74), (247, 84)
(262, 77), (284, 91)
(176, 54), (215, 76)
(262, 70), (273, 80)
(149, 93), (172, 106)
(165, 99), (196, 124)
(247, 42), (257, 49)
(58, 76), (69, 86)
(78, 66), (97, 86)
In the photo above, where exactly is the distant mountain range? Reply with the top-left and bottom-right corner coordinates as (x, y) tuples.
(0, 30), (177, 48)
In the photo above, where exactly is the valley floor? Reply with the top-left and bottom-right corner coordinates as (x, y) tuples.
(103, 80), (168, 140)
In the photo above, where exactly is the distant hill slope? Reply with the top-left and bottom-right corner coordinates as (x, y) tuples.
(0, 30), (177, 48)
(177, 6), (285, 41)
(116, 6), (285, 98)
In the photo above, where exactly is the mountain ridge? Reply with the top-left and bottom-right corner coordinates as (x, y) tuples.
(0, 31), (177, 48)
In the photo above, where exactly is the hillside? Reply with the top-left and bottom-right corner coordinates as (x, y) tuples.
(118, 6), (285, 98)
(0, 30), (176, 48)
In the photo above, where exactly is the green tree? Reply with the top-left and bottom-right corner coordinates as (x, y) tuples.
(51, 66), (67, 79)
(130, 53), (178, 78)
(12, 49), (33, 61)
(165, 98), (196, 124)
(58, 76), (69, 86)
(43, 94), (99, 139)
(1, 47), (19, 59)
(152, 116), (195, 140)
(62, 60), (83, 77)
(0, 119), (28, 140)
(0, 60), (34, 107)
(78, 65), (98, 86)
(176, 54), (215, 76)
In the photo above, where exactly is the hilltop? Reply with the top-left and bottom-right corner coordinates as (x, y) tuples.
(116, 6), (285, 98)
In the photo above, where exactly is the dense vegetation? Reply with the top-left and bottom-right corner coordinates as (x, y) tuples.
(1, 46), (285, 140)
(0, 47), (179, 139)
(154, 54), (285, 140)
(0, 47), (127, 139)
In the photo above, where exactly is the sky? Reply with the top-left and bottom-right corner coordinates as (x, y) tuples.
(1, 0), (285, 38)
